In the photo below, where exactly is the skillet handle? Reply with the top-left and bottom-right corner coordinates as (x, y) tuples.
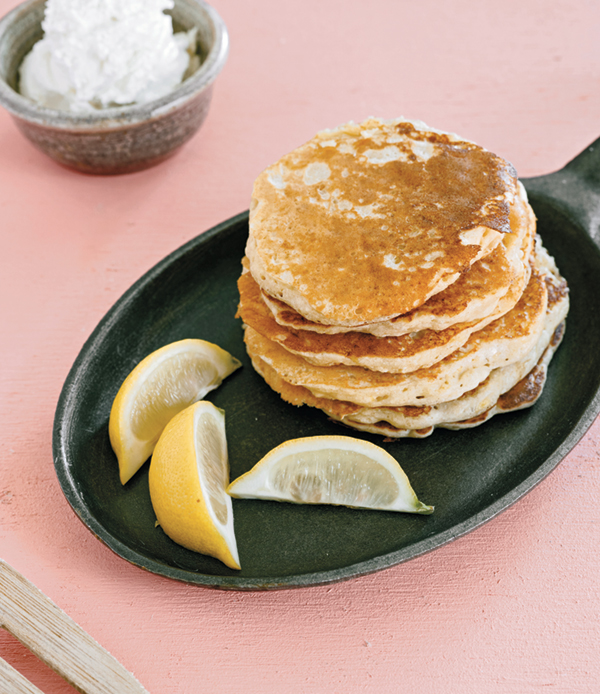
(522, 136), (600, 250)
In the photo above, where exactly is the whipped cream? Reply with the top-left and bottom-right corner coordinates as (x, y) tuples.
(19, 0), (198, 113)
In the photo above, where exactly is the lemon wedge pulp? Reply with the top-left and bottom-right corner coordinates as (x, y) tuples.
(109, 339), (241, 484)
(227, 436), (433, 514)
(149, 400), (240, 569)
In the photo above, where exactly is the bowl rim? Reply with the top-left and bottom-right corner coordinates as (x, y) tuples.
(0, 0), (229, 130)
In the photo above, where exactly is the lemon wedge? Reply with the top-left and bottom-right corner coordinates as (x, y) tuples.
(148, 400), (240, 569)
(109, 339), (241, 484)
(227, 436), (433, 514)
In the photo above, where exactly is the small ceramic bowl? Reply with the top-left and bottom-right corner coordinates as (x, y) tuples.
(0, 0), (228, 174)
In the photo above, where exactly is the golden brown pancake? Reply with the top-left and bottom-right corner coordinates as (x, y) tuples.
(260, 181), (535, 337)
(238, 183), (535, 373)
(243, 239), (567, 408)
(247, 117), (519, 326)
(345, 323), (564, 437)
(249, 321), (565, 438)
(238, 252), (529, 373)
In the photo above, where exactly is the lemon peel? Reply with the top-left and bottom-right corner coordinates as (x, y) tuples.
(109, 339), (241, 484)
(149, 400), (240, 569)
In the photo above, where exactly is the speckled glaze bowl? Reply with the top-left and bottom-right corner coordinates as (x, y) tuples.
(0, 0), (228, 174)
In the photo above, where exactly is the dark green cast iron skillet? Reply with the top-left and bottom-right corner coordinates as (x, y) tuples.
(53, 139), (600, 590)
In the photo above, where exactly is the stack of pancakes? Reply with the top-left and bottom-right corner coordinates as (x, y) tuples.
(237, 118), (569, 438)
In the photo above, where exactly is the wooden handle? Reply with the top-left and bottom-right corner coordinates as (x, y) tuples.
(0, 560), (149, 694)
(0, 656), (45, 694)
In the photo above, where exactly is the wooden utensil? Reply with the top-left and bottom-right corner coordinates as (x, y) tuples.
(0, 560), (149, 694)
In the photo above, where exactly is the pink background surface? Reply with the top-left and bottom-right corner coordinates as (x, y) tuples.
(1, 0), (600, 692)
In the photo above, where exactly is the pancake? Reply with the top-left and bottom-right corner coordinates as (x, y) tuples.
(238, 250), (529, 373)
(247, 117), (519, 326)
(243, 238), (568, 408)
(249, 321), (565, 438)
(238, 186), (534, 373)
(261, 181), (535, 337)
(344, 325), (563, 437)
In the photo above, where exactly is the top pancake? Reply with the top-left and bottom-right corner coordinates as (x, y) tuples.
(260, 180), (535, 337)
(247, 117), (519, 326)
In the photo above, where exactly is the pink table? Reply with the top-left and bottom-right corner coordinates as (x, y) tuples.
(1, 0), (599, 691)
